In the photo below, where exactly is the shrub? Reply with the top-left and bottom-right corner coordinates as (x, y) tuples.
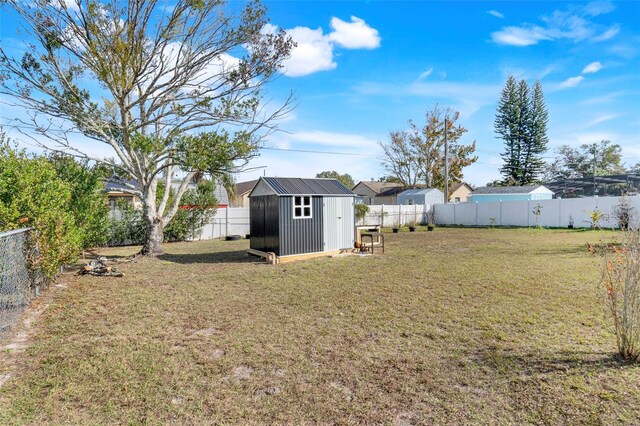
(354, 203), (369, 224)
(107, 181), (218, 245)
(613, 197), (634, 230)
(0, 141), (81, 277)
(599, 227), (640, 361)
(49, 154), (110, 248)
(588, 209), (607, 229)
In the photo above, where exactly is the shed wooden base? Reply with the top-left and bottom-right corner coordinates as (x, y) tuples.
(247, 248), (354, 264)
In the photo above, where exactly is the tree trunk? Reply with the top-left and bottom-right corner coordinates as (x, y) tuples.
(141, 217), (164, 255)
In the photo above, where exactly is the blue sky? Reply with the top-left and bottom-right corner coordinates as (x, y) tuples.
(1, 1), (639, 186)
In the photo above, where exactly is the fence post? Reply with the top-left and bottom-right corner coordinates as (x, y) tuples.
(475, 201), (478, 226)
(399, 203), (402, 226)
(381, 204), (385, 227)
(225, 206), (229, 237)
(558, 198), (562, 228)
(499, 200), (503, 226)
(453, 202), (456, 225)
(527, 200), (530, 227)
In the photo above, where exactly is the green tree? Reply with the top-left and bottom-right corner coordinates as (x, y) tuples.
(0, 0), (294, 255)
(315, 171), (355, 189)
(495, 76), (549, 185)
(380, 105), (477, 192)
(544, 140), (625, 181)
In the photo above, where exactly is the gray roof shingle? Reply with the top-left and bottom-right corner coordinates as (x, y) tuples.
(472, 185), (545, 194)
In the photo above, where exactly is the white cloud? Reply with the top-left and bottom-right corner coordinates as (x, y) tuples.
(282, 26), (336, 77)
(592, 25), (620, 42)
(583, 1), (616, 16)
(418, 67), (433, 80)
(355, 80), (500, 119)
(491, 3), (619, 47)
(558, 75), (585, 88)
(328, 16), (380, 49)
(492, 26), (550, 46)
(487, 10), (504, 19)
(587, 113), (618, 127)
(275, 16), (380, 77)
(582, 61), (603, 74)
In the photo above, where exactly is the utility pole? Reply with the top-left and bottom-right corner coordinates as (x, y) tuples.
(444, 117), (449, 204)
(592, 143), (597, 196)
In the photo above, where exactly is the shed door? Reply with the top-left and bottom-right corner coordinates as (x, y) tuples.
(323, 197), (355, 251)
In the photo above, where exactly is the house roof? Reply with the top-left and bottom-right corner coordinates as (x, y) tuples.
(354, 180), (403, 195)
(251, 177), (355, 197)
(398, 188), (442, 196)
(378, 186), (405, 196)
(450, 182), (472, 193)
(472, 185), (548, 195)
(235, 179), (258, 196)
(105, 179), (139, 192)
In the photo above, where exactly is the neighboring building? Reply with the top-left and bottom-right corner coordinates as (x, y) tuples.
(249, 177), (355, 258)
(352, 181), (404, 205)
(105, 179), (142, 214)
(231, 179), (258, 207)
(469, 185), (554, 203)
(397, 188), (444, 205)
(449, 182), (473, 203)
(106, 178), (229, 217)
(170, 180), (230, 208)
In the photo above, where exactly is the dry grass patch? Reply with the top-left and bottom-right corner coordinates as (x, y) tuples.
(1, 228), (640, 424)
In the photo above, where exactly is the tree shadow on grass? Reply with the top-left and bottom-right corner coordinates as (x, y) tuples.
(158, 250), (261, 265)
(470, 346), (639, 377)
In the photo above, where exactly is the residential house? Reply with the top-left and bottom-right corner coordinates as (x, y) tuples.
(352, 181), (404, 205)
(231, 179), (258, 207)
(449, 182), (473, 203)
(469, 185), (554, 203)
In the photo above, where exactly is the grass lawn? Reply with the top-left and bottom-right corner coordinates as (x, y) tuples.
(1, 228), (639, 424)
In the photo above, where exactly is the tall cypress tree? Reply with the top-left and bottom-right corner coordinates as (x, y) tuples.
(523, 81), (549, 183)
(495, 76), (521, 184)
(495, 76), (549, 185)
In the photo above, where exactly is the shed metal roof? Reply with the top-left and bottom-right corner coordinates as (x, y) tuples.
(252, 177), (355, 196)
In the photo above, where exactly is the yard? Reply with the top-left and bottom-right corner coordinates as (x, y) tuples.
(1, 228), (639, 424)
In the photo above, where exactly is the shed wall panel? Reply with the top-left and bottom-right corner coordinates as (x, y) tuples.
(249, 195), (280, 254)
(279, 196), (323, 256)
(323, 197), (355, 251)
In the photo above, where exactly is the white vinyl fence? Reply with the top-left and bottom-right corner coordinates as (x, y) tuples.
(434, 196), (640, 228)
(195, 204), (434, 240)
(196, 207), (250, 240)
(358, 204), (433, 227)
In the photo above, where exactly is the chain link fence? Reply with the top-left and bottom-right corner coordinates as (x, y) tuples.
(0, 228), (42, 341)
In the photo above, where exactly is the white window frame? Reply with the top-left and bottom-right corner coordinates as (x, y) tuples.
(293, 196), (312, 219)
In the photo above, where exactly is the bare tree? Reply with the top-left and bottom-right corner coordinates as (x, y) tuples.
(0, 0), (294, 254)
(379, 105), (477, 192)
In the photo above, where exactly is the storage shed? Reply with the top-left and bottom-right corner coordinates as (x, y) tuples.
(469, 185), (554, 202)
(397, 188), (444, 205)
(249, 177), (356, 260)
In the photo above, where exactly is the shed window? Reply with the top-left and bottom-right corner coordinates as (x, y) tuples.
(293, 196), (312, 218)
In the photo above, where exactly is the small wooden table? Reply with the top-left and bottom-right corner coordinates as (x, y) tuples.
(360, 232), (384, 254)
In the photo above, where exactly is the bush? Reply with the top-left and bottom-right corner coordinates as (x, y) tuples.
(354, 203), (369, 224)
(106, 181), (218, 245)
(614, 197), (634, 230)
(0, 142), (81, 277)
(599, 227), (640, 361)
(49, 154), (110, 248)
